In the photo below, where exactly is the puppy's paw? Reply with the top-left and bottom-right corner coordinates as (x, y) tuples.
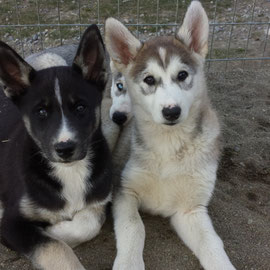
(113, 255), (145, 270)
(200, 255), (236, 270)
(47, 220), (71, 237)
(47, 220), (80, 247)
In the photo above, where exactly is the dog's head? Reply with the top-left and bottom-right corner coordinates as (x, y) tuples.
(105, 1), (209, 126)
(0, 25), (106, 163)
(109, 60), (132, 126)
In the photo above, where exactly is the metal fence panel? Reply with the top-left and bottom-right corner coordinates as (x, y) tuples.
(0, 0), (269, 71)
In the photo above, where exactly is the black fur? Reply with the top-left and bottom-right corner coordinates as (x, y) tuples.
(0, 24), (112, 264)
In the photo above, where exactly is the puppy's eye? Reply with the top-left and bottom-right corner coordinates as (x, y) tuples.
(76, 104), (86, 113)
(37, 108), (48, 119)
(116, 83), (124, 91)
(144, 76), (155, 86)
(178, 71), (188, 81)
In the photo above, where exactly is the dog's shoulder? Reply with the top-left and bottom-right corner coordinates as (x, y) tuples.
(85, 128), (112, 204)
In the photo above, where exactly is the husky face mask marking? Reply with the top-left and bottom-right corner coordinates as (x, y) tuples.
(0, 25), (106, 163)
(18, 67), (100, 163)
(130, 42), (199, 125)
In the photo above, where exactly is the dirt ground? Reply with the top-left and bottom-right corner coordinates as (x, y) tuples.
(0, 70), (269, 270)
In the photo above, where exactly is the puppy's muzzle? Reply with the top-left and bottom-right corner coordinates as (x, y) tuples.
(112, 111), (128, 126)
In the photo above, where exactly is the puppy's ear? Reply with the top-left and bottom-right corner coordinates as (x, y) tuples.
(72, 24), (106, 90)
(176, 1), (209, 58)
(0, 41), (35, 98)
(105, 18), (142, 70)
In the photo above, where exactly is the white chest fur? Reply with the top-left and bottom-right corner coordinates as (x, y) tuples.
(50, 157), (91, 219)
(123, 115), (220, 217)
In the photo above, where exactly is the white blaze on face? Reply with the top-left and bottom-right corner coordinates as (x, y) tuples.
(54, 77), (75, 143)
(158, 47), (166, 67)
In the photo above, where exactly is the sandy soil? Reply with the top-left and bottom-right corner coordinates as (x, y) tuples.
(0, 70), (269, 270)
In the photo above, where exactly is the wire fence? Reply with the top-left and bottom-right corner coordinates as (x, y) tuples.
(0, 0), (269, 72)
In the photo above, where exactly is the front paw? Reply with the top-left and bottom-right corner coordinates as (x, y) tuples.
(47, 220), (70, 237)
(113, 255), (145, 270)
(46, 221), (79, 247)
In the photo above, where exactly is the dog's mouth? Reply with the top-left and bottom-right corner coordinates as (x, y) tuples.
(57, 154), (87, 164)
(164, 122), (178, 126)
(52, 155), (86, 165)
(56, 159), (82, 166)
(59, 159), (76, 164)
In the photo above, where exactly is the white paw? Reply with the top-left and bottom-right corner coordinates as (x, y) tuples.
(200, 255), (236, 270)
(47, 221), (81, 247)
(113, 255), (145, 270)
(47, 220), (71, 236)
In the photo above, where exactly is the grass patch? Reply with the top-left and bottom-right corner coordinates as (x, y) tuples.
(212, 48), (246, 59)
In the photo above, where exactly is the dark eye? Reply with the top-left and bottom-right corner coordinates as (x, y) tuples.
(37, 108), (48, 119)
(144, 76), (155, 86)
(75, 104), (86, 113)
(178, 71), (188, 81)
(116, 83), (124, 91)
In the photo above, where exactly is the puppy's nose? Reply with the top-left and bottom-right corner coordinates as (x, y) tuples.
(54, 141), (76, 159)
(112, 111), (128, 126)
(162, 106), (181, 121)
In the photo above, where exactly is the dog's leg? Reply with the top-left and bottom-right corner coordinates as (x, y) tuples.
(1, 214), (85, 270)
(47, 205), (105, 248)
(171, 207), (236, 270)
(113, 192), (145, 270)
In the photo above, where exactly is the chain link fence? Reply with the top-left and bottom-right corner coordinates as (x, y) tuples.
(0, 0), (269, 71)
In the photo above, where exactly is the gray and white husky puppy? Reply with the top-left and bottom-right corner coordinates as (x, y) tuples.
(109, 61), (132, 126)
(105, 1), (236, 270)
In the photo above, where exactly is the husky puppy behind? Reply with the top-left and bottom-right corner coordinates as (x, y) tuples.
(0, 25), (111, 270)
(26, 52), (68, 70)
(109, 61), (132, 126)
(105, 1), (236, 270)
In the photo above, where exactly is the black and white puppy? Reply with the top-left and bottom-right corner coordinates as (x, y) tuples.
(0, 25), (112, 270)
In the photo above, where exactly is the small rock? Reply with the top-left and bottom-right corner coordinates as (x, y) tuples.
(32, 34), (38, 41)
(248, 219), (253, 225)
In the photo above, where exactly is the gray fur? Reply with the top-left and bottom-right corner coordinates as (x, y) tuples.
(26, 44), (78, 66)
